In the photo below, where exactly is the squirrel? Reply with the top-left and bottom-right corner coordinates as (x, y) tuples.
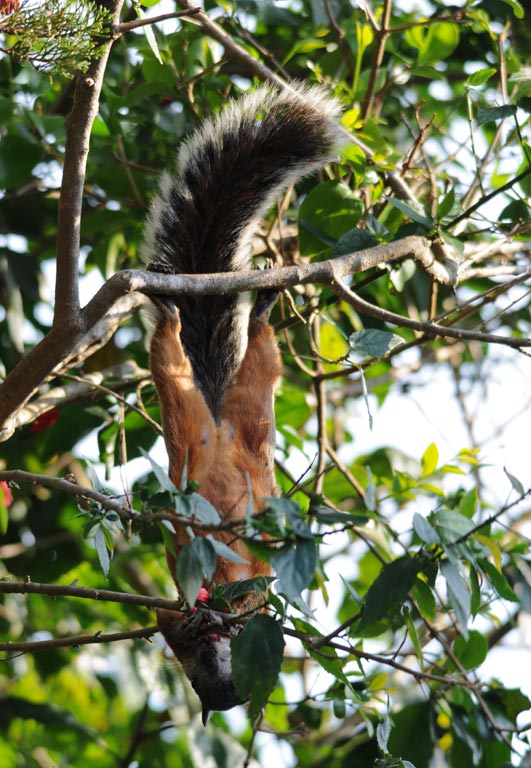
(141, 83), (343, 723)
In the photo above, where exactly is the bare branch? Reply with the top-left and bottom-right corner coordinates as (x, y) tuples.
(330, 274), (531, 350)
(2, 233), (529, 439)
(114, 7), (201, 34)
(0, 579), (182, 612)
(10, 362), (150, 432)
(54, 0), (125, 325)
(0, 626), (158, 654)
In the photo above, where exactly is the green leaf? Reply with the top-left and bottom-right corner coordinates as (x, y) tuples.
(412, 513), (440, 545)
(272, 538), (318, 601)
(176, 492), (221, 524)
(383, 196), (433, 228)
(417, 22), (460, 64)
(436, 188), (456, 219)
(453, 629), (488, 669)
(334, 228), (378, 255)
(477, 105), (517, 125)
(313, 507), (368, 526)
(501, 0), (524, 19)
(299, 180), (363, 258)
(267, 497), (312, 539)
(411, 579), (437, 621)
(377, 711), (392, 754)
(479, 558), (518, 602)
(434, 509), (476, 544)
(213, 576), (273, 604)
(504, 467), (525, 496)
(140, 448), (179, 494)
(141, 11), (163, 64)
(157, 521), (177, 557)
(359, 556), (423, 632)
(404, 607), (423, 668)
(458, 487), (477, 519)
(293, 618), (351, 685)
(176, 537), (217, 606)
(466, 67), (497, 87)
(93, 525), (111, 579)
(421, 442), (438, 476)
(207, 536), (249, 564)
(441, 560), (470, 632)
(232, 614), (285, 719)
(439, 230), (465, 259)
(349, 329), (403, 358)
(365, 464), (377, 512)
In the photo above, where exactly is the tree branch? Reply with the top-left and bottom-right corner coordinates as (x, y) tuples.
(0, 579), (182, 611)
(54, 0), (125, 325)
(1, 234), (529, 439)
(114, 7), (201, 34)
(330, 273), (531, 350)
(0, 626), (158, 654)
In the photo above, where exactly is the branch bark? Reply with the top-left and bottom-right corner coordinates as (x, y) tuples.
(0, 579), (182, 611)
(1, 234), (529, 440)
(0, 626), (158, 654)
(54, 0), (125, 326)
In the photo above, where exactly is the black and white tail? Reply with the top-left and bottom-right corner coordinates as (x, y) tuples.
(141, 83), (343, 421)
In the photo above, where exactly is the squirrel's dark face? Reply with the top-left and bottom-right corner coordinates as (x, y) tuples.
(157, 608), (246, 724)
(188, 634), (246, 724)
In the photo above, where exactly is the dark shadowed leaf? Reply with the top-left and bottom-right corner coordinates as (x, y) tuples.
(272, 538), (318, 601)
(232, 614), (285, 719)
(176, 537), (217, 606)
(359, 555), (423, 632)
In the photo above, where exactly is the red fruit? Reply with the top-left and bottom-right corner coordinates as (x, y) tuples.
(28, 408), (61, 434)
(0, 481), (13, 508)
(196, 587), (210, 604)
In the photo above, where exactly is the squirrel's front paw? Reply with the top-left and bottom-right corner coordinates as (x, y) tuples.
(150, 293), (180, 320)
(252, 288), (279, 322)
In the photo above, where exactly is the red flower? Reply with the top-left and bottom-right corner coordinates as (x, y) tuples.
(0, 0), (20, 15)
(28, 408), (61, 435)
(0, 481), (13, 508)
(196, 587), (210, 605)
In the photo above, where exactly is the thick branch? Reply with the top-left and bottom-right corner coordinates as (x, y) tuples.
(54, 0), (125, 325)
(0, 235), (528, 439)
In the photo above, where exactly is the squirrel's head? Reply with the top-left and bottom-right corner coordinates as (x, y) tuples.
(157, 607), (246, 724)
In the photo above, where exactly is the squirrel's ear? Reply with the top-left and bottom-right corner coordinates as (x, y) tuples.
(201, 704), (210, 726)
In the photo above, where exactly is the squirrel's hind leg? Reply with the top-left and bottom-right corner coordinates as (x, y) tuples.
(149, 300), (215, 489)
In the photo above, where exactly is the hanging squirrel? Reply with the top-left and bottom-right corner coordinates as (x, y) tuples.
(141, 83), (343, 723)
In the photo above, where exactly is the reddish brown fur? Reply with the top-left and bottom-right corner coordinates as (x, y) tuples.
(150, 306), (281, 596)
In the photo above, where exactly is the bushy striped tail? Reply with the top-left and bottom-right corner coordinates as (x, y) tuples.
(141, 83), (343, 420)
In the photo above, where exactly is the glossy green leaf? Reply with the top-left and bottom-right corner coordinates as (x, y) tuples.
(232, 614), (285, 719)
(421, 442), (438, 476)
(359, 556), (422, 632)
(479, 558), (518, 602)
(299, 180), (363, 257)
(176, 537), (217, 606)
(441, 560), (471, 631)
(413, 513), (440, 545)
(349, 329), (403, 358)
(467, 68), (496, 87)
(272, 538), (318, 601)
(453, 629), (487, 669)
